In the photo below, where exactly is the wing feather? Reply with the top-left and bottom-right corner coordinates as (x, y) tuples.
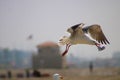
(83, 24), (110, 44)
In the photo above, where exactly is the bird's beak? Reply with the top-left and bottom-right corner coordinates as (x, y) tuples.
(59, 76), (63, 79)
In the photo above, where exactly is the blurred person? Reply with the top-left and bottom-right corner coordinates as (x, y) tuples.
(26, 69), (30, 78)
(89, 61), (93, 73)
(7, 70), (12, 78)
(32, 69), (41, 77)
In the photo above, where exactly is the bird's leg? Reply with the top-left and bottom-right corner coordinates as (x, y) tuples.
(62, 44), (71, 56)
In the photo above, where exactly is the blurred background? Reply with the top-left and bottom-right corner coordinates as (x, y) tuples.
(0, 0), (120, 80)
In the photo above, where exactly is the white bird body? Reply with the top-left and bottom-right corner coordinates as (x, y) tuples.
(69, 33), (95, 45)
(53, 73), (63, 80)
(59, 23), (110, 56)
(61, 34), (95, 45)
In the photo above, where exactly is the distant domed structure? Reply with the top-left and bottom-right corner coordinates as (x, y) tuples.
(32, 41), (65, 69)
(37, 41), (58, 47)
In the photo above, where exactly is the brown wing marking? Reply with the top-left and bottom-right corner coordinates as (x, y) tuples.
(88, 24), (110, 44)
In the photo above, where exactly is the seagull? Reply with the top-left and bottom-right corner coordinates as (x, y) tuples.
(53, 73), (63, 80)
(27, 34), (33, 40)
(59, 23), (110, 56)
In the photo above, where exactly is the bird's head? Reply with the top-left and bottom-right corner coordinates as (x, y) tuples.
(67, 23), (85, 33)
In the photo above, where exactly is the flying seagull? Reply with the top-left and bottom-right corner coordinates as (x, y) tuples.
(27, 34), (33, 40)
(59, 23), (110, 56)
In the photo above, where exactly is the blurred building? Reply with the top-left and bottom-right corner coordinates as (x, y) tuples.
(32, 41), (65, 69)
(13, 50), (32, 69)
(0, 48), (32, 69)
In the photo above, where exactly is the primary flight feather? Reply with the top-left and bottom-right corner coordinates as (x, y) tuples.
(59, 23), (110, 56)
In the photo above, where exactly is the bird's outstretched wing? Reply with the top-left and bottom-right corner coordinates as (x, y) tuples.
(82, 24), (110, 44)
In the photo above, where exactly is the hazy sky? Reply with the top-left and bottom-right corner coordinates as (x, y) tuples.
(0, 0), (120, 59)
